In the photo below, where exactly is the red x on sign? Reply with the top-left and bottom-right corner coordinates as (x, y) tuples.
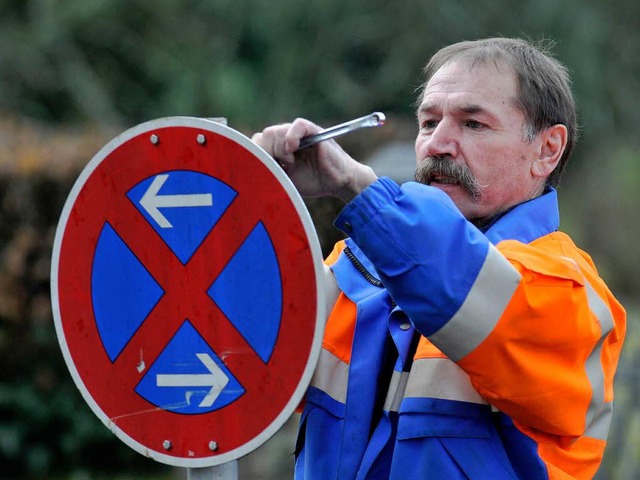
(51, 117), (326, 467)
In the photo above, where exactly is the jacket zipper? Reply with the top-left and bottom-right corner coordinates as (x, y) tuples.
(343, 246), (403, 433)
(343, 245), (383, 288)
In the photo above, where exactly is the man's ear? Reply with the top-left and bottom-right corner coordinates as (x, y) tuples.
(531, 124), (568, 178)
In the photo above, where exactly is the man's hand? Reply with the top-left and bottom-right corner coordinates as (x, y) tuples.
(252, 118), (377, 203)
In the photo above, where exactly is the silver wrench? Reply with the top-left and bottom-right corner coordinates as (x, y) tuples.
(296, 112), (386, 151)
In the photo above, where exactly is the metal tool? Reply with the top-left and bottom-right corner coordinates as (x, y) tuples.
(297, 112), (386, 151)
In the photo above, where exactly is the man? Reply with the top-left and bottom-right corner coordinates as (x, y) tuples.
(253, 38), (626, 479)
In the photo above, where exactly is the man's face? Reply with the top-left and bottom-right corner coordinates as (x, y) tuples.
(414, 60), (546, 226)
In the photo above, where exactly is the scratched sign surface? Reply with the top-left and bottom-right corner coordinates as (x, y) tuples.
(50, 117), (326, 467)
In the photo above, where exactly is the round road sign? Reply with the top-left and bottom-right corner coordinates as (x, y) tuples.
(50, 117), (326, 467)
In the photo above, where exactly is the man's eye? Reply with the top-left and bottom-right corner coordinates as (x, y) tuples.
(421, 120), (438, 131)
(465, 120), (483, 129)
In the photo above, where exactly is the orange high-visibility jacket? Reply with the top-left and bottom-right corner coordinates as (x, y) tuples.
(295, 178), (625, 480)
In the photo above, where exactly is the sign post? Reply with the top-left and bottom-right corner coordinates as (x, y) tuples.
(187, 463), (238, 480)
(51, 117), (326, 475)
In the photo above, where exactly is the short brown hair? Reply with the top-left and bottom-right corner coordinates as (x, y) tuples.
(417, 38), (577, 188)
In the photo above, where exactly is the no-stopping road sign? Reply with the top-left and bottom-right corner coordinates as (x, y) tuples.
(51, 117), (326, 467)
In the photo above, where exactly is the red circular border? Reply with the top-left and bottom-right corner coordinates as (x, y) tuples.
(54, 124), (319, 464)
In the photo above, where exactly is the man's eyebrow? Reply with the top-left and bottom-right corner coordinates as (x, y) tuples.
(417, 102), (490, 116)
(416, 103), (437, 117)
(459, 104), (485, 114)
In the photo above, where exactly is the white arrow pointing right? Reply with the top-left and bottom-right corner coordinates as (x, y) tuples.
(156, 353), (230, 407)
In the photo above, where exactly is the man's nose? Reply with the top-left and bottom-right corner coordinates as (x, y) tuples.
(425, 121), (459, 158)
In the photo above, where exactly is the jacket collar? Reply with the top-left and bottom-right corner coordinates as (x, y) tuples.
(483, 187), (559, 245)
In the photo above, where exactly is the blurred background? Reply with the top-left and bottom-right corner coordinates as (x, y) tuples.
(1, 0), (639, 478)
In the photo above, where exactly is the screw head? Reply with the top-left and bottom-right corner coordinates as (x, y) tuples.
(150, 134), (160, 145)
(196, 133), (206, 145)
(162, 440), (172, 450)
(208, 441), (218, 451)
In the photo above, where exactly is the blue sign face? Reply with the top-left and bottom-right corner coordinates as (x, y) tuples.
(135, 321), (245, 414)
(90, 170), (283, 414)
(127, 170), (237, 264)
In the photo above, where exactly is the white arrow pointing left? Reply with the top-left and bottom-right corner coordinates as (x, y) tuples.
(140, 174), (213, 228)
(156, 353), (230, 407)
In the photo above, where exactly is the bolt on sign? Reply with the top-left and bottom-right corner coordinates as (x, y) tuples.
(51, 117), (326, 467)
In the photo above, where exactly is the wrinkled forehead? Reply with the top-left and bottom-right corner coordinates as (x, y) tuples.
(436, 54), (516, 85)
(419, 55), (519, 107)
(433, 44), (518, 78)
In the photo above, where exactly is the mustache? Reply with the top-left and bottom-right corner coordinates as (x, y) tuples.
(414, 156), (482, 200)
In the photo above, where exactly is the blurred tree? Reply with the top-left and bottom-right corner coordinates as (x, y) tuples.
(1, 0), (638, 149)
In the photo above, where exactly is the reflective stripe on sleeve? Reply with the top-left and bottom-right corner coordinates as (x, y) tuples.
(428, 244), (522, 362)
(310, 348), (350, 404)
(585, 400), (613, 441)
(584, 280), (615, 441)
(404, 357), (488, 405)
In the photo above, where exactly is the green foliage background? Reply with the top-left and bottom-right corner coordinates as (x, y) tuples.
(0, 0), (638, 478)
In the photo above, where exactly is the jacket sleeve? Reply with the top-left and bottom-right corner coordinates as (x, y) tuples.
(335, 177), (626, 437)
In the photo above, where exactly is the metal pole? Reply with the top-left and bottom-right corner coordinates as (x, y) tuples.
(186, 461), (238, 480)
